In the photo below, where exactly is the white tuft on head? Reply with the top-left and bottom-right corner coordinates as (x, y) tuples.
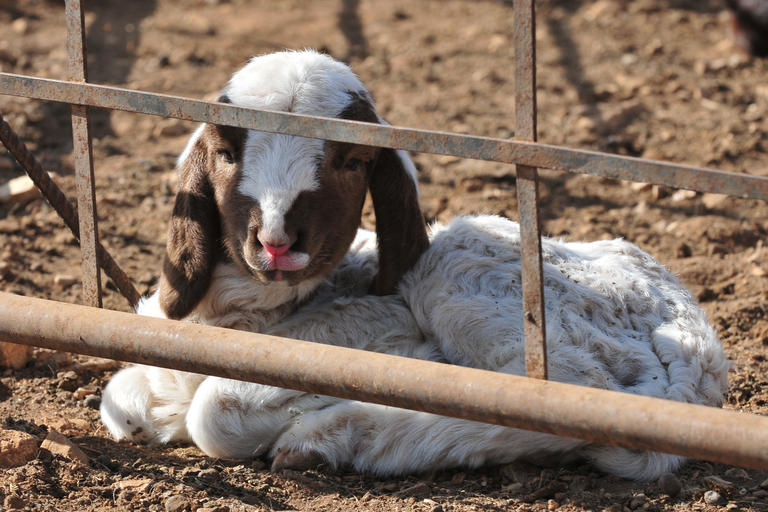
(223, 50), (369, 117)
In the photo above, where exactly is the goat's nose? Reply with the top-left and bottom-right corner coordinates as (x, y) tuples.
(258, 235), (292, 257)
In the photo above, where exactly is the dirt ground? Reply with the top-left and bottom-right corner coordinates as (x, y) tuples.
(1, 0), (768, 510)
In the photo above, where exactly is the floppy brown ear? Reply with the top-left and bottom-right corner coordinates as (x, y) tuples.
(158, 131), (221, 319)
(368, 148), (429, 295)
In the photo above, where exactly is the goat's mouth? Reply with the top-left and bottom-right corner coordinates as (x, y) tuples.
(243, 249), (312, 282)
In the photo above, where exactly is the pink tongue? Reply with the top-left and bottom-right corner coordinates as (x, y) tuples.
(264, 243), (291, 257)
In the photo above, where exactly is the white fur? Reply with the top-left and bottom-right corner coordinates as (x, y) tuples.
(101, 218), (727, 480)
(265, 215), (726, 480)
(100, 51), (727, 481)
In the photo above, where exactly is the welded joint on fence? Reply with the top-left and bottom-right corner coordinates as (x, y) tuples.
(514, 0), (548, 380)
(65, 0), (102, 308)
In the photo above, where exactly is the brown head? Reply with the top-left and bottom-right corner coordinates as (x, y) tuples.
(158, 50), (429, 319)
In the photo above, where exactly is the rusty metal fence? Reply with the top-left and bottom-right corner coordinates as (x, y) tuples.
(2, 0), (768, 471)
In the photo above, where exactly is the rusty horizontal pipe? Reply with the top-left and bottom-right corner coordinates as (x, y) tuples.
(1, 73), (767, 201)
(0, 291), (766, 471)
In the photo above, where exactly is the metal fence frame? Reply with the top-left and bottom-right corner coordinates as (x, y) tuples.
(1, 0), (768, 471)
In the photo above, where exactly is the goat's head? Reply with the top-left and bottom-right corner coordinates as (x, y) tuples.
(159, 50), (429, 319)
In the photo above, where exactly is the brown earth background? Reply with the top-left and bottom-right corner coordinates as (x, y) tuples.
(1, 0), (768, 510)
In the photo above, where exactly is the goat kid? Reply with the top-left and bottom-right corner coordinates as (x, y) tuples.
(101, 50), (728, 481)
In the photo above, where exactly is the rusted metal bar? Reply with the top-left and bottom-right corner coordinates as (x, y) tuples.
(0, 291), (766, 471)
(1, 73), (767, 201)
(0, 113), (141, 308)
(65, 0), (102, 308)
(514, 0), (547, 380)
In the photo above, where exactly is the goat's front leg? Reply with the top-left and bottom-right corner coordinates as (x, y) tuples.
(101, 365), (206, 445)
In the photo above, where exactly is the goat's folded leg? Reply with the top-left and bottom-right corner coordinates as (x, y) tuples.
(100, 365), (205, 444)
(269, 401), (591, 476)
(185, 376), (340, 460)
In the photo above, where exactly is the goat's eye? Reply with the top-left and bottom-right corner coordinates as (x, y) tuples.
(343, 157), (363, 171)
(217, 149), (234, 164)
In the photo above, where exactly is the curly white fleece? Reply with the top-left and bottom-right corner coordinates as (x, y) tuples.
(100, 216), (727, 481)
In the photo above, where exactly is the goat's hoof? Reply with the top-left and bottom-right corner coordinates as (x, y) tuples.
(271, 448), (325, 472)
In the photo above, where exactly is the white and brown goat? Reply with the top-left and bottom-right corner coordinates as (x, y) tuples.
(101, 50), (728, 481)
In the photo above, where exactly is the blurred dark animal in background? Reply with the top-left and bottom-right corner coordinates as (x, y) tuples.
(726, 0), (768, 56)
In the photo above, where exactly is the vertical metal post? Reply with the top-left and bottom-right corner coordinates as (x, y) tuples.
(514, 0), (547, 379)
(65, 0), (102, 307)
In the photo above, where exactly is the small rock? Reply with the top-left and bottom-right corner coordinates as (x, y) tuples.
(48, 417), (90, 434)
(0, 342), (32, 369)
(675, 243), (692, 258)
(377, 481), (398, 491)
(620, 53), (638, 66)
(547, 498), (559, 511)
(0, 428), (40, 468)
(576, 116), (596, 132)
(436, 155), (461, 166)
(723, 467), (749, 480)
(671, 189), (697, 202)
(156, 54), (171, 68)
(630, 181), (652, 192)
(84, 395), (101, 410)
(569, 475), (589, 493)
(629, 493), (648, 509)
(657, 472), (682, 497)
(40, 429), (89, 465)
(11, 18), (29, 34)
(487, 34), (507, 53)
(633, 200), (649, 215)
(73, 385), (98, 400)
(703, 475), (733, 491)
(704, 490), (722, 504)
(54, 274), (78, 288)
(396, 482), (431, 497)
(196, 468), (219, 484)
(701, 193), (728, 209)
(114, 478), (152, 493)
(56, 370), (80, 391)
(3, 495), (26, 509)
(165, 495), (191, 512)
(501, 482), (524, 494)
